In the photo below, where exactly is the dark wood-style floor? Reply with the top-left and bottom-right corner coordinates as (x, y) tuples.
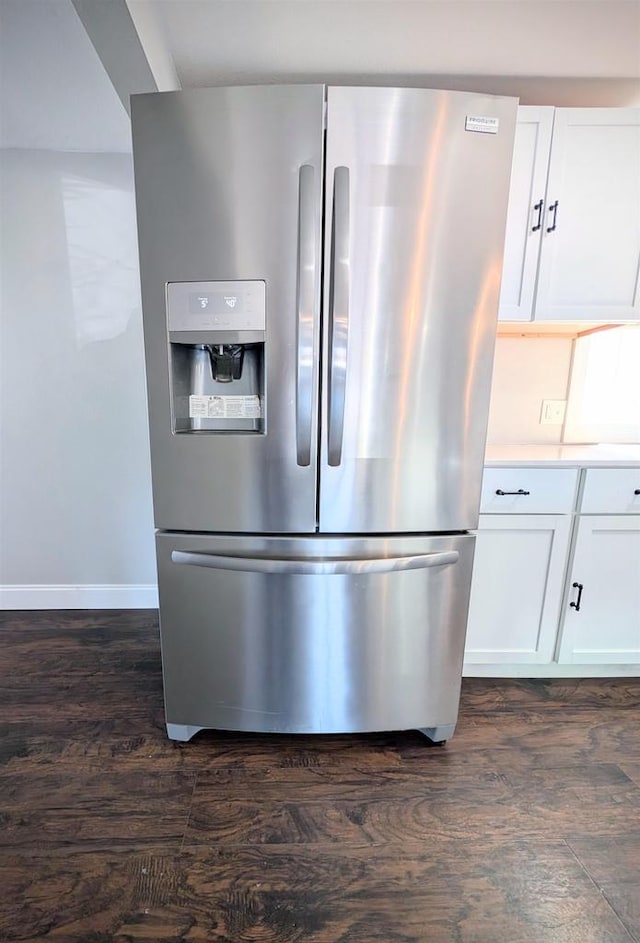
(1, 611), (639, 942)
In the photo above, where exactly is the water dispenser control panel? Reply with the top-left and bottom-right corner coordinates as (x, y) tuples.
(167, 280), (266, 333)
(167, 280), (266, 434)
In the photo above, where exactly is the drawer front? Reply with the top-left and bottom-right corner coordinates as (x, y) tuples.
(581, 468), (640, 514)
(156, 532), (474, 733)
(480, 467), (579, 514)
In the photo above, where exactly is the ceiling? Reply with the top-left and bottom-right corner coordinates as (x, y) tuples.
(136, 0), (640, 87)
(1, 0), (638, 154)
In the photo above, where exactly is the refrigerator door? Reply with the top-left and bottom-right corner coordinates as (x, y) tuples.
(320, 87), (518, 533)
(131, 86), (324, 533)
(156, 532), (474, 735)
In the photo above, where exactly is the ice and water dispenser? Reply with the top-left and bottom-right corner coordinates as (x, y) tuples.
(167, 281), (265, 433)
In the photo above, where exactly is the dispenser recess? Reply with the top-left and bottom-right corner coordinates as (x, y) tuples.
(167, 280), (266, 434)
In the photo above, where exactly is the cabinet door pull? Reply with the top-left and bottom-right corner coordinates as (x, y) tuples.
(634, 489), (640, 495)
(570, 582), (584, 612)
(495, 489), (531, 496)
(531, 199), (544, 232)
(546, 200), (559, 232)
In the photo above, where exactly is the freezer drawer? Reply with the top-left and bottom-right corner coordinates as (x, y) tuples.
(156, 532), (475, 736)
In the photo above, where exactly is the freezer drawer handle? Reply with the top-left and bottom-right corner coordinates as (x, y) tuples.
(170, 549), (459, 576)
(327, 166), (350, 467)
(495, 489), (530, 496)
(569, 582), (584, 612)
(295, 164), (317, 467)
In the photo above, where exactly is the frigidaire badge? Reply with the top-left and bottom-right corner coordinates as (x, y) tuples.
(465, 115), (500, 134)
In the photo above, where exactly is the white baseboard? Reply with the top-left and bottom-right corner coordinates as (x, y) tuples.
(0, 584), (159, 610)
(463, 662), (640, 678)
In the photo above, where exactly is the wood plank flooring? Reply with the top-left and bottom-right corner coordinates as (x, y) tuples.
(1, 610), (639, 942)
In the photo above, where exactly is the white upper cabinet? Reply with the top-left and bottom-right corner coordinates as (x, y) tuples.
(535, 108), (640, 321)
(498, 107), (554, 321)
(499, 107), (640, 323)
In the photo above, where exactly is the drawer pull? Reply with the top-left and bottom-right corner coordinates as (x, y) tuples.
(634, 489), (640, 496)
(569, 582), (584, 612)
(495, 489), (531, 496)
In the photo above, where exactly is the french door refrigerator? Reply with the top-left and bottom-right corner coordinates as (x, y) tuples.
(131, 85), (517, 742)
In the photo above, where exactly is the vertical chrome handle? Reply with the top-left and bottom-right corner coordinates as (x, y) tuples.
(531, 199), (544, 232)
(295, 164), (317, 466)
(327, 166), (350, 467)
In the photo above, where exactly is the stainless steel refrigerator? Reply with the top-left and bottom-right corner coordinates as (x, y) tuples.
(131, 85), (517, 743)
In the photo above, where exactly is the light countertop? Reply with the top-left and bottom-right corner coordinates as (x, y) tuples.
(485, 444), (640, 467)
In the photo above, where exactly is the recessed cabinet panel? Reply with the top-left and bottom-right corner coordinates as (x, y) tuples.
(465, 514), (572, 664)
(535, 108), (640, 321)
(498, 107), (554, 322)
(558, 516), (640, 663)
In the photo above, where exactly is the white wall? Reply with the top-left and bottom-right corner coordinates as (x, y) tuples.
(151, 0), (640, 89)
(0, 0), (157, 609)
(0, 0), (132, 152)
(486, 336), (574, 446)
(0, 149), (157, 608)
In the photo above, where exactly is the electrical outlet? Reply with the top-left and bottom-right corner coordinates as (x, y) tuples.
(540, 399), (567, 425)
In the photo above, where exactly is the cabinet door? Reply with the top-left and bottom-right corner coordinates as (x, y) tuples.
(558, 516), (640, 664)
(498, 107), (554, 321)
(465, 514), (572, 664)
(534, 108), (640, 321)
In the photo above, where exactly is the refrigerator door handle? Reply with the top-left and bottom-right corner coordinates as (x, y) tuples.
(327, 165), (350, 467)
(295, 164), (317, 466)
(171, 549), (459, 575)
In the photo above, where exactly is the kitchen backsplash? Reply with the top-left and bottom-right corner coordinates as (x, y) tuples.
(486, 336), (573, 445)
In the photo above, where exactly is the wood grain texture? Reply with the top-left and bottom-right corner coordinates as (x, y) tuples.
(2, 842), (635, 943)
(0, 770), (196, 853)
(184, 763), (640, 845)
(568, 835), (640, 940)
(620, 763), (640, 787)
(0, 610), (639, 942)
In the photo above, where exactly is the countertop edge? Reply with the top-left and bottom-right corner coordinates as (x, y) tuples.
(485, 458), (640, 468)
(484, 445), (640, 468)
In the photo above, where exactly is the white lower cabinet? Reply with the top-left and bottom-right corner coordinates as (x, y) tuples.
(557, 516), (640, 664)
(465, 514), (572, 663)
(465, 464), (640, 675)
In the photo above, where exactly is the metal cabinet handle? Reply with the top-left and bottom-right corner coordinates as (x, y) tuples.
(531, 199), (544, 232)
(546, 200), (559, 233)
(634, 489), (640, 495)
(569, 582), (584, 612)
(295, 164), (317, 466)
(495, 489), (531, 496)
(171, 549), (459, 576)
(327, 166), (350, 467)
